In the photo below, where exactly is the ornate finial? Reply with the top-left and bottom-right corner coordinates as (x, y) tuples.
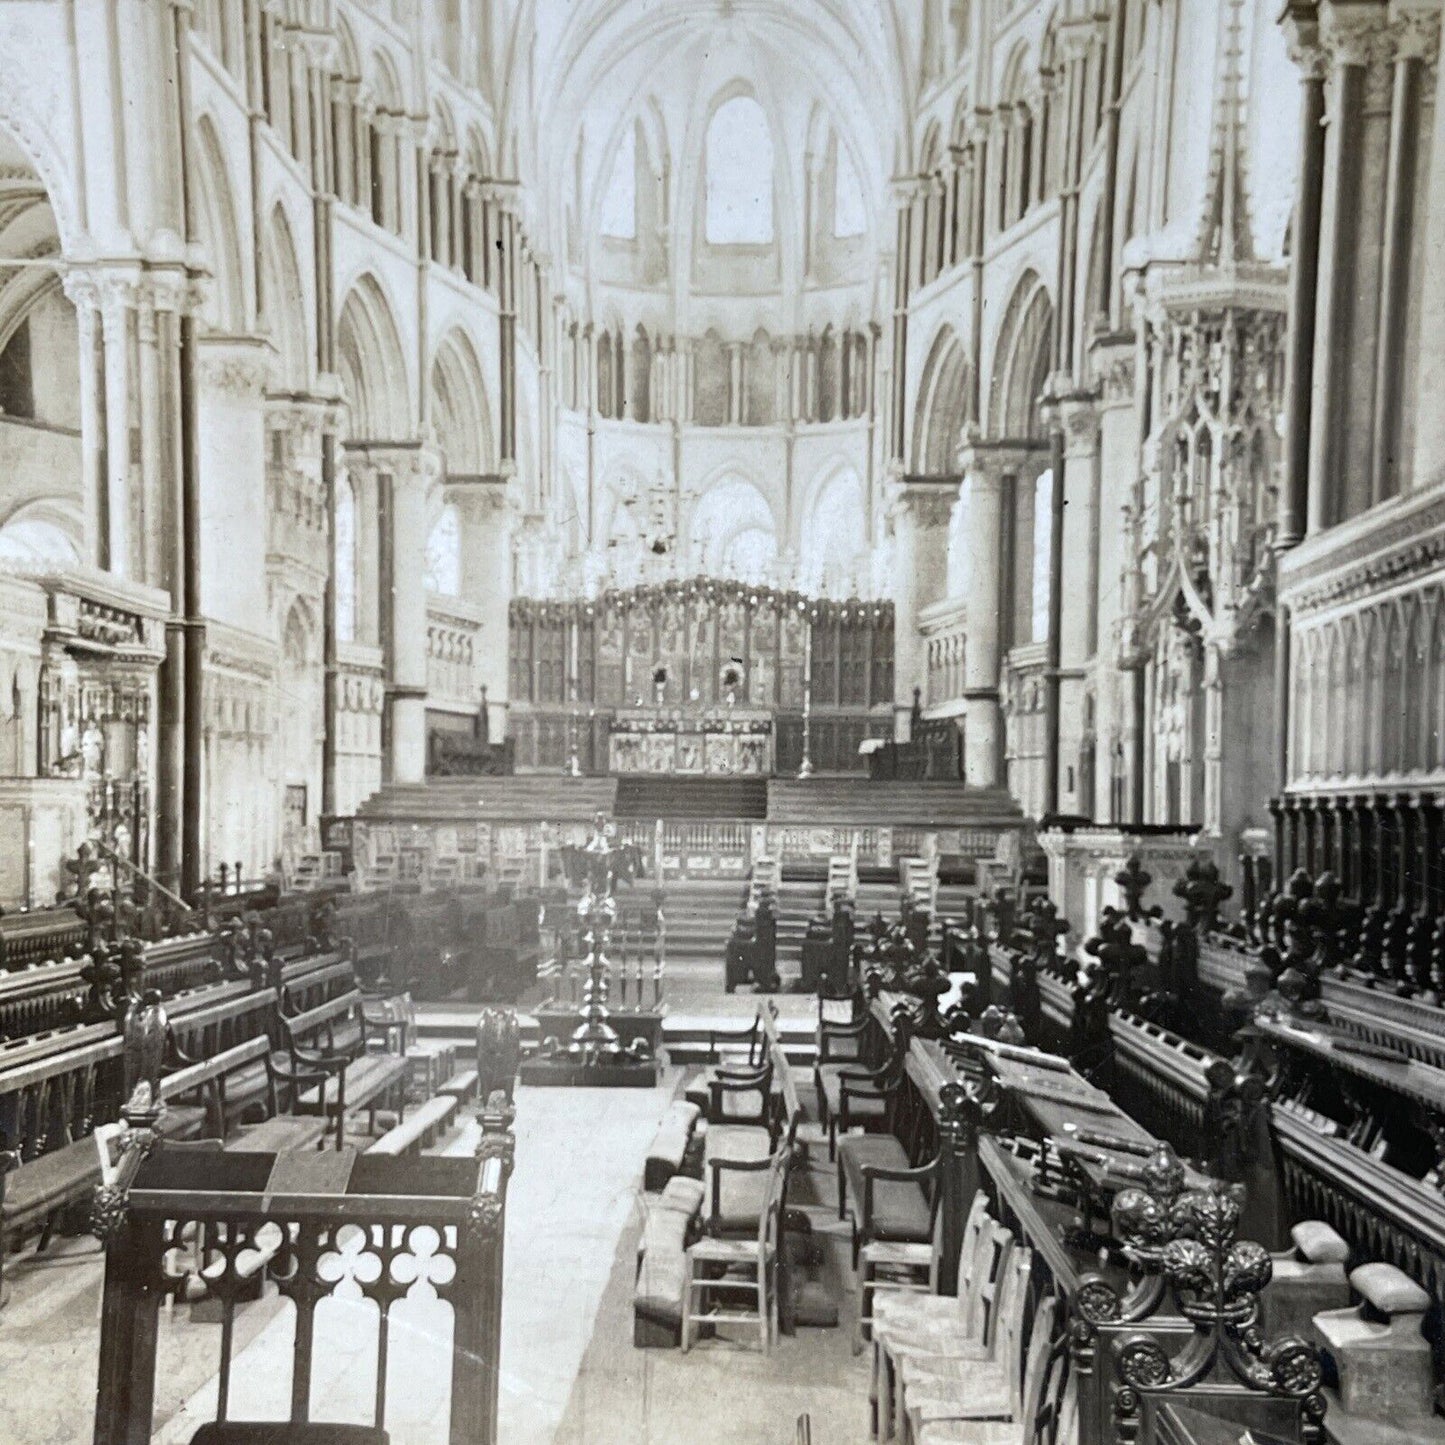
(1111, 1180), (1325, 1439)
(1173, 854), (1233, 934)
(1115, 856), (1162, 924)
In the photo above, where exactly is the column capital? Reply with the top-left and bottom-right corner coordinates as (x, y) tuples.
(957, 432), (1038, 485)
(886, 475), (958, 530)
(1390, 4), (1442, 66)
(344, 440), (445, 488)
(1089, 333), (1137, 407)
(1319, 1), (1396, 69)
(889, 175), (932, 208)
(1056, 391), (1102, 458)
(197, 334), (274, 401)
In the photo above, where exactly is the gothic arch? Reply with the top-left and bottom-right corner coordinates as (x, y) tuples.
(337, 274), (410, 440)
(193, 114), (248, 333)
(987, 269), (1054, 441)
(913, 324), (971, 475)
(261, 203), (308, 392)
(430, 328), (493, 475)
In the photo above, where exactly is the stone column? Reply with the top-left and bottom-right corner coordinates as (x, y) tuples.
(1283, 9), (1323, 546)
(98, 271), (139, 580)
(887, 475), (954, 739)
(1372, 9), (1437, 500)
(1056, 393), (1100, 815)
(957, 441), (1018, 787)
(1306, 5), (1377, 532)
(1411, 8), (1445, 485)
(390, 445), (441, 785)
(62, 273), (106, 569)
(456, 479), (513, 738)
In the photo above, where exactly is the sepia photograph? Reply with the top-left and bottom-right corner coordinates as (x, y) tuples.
(0, 0), (1435, 1441)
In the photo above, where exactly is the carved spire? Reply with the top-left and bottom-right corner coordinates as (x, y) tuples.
(1195, 0), (1257, 270)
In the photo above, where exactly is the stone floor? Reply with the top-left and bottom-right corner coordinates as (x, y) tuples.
(0, 1064), (876, 1444)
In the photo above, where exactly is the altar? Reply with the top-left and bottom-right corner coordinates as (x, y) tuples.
(607, 706), (772, 775)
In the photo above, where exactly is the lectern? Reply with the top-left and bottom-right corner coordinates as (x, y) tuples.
(91, 1137), (512, 1445)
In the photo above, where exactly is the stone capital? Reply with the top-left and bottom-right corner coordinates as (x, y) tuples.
(1390, 4), (1442, 66)
(1056, 392), (1102, 458)
(890, 175), (932, 208)
(887, 476), (959, 530)
(957, 433), (1036, 486)
(198, 334), (274, 400)
(1319, 1), (1395, 68)
(1089, 333), (1137, 407)
(344, 440), (444, 490)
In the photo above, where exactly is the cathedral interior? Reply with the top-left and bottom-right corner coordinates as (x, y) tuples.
(0, 1), (1443, 1442)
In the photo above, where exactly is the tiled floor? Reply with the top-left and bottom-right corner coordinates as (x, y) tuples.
(2, 1068), (875, 1444)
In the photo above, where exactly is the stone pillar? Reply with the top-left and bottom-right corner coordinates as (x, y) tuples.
(99, 271), (139, 580)
(1411, 9), (1445, 485)
(391, 446), (440, 785)
(957, 441), (1017, 787)
(1278, 9), (1326, 544)
(887, 474), (954, 739)
(1056, 397), (1101, 814)
(456, 479), (513, 740)
(1306, 5), (1376, 532)
(1372, 10), (1437, 500)
(62, 273), (106, 570)
(349, 444), (440, 785)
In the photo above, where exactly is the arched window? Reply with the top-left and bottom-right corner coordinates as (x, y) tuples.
(1031, 469), (1053, 644)
(705, 96), (774, 245)
(425, 503), (461, 595)
(833, 140), (867, 239)
(335, 477), (358, 643)
(724, 527), (778, 584)
(600, 124), (638, 239)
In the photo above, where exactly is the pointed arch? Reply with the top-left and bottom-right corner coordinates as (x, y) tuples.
(193, 114), (247, 333)
(261, 202), (308, 391)
(337, 274), (410, 440)
(987, 269), (1054, 440)
(430, 327), (493, 475)
(913, 324), (971, 475)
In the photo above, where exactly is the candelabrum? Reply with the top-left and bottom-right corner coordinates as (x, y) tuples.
(557, 813), (651, 1069)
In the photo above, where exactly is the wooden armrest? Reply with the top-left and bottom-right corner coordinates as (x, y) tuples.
(289, 1046), (351, 1073)
(709, 1155), (774, 1176)
(862, 1157), (939, 1186)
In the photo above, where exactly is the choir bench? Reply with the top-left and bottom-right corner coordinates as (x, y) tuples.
(270, 987), (410, 1148)
(366, 1093), (460, 1157)
(0, 1023), (208, 1297)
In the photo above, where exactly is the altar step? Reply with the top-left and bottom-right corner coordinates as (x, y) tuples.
(765, 778), (1021, 829)
(357, 775), (620, 822)
(615, 775), (769, 820)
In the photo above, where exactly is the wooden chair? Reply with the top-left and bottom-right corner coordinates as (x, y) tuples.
(871, 1214), (1014, 1441)
(681, 1144), (790, 1354)
(911, 1296), (1061, 1445)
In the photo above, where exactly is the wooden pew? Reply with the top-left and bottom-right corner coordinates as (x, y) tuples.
(0, 1020), (205, 1299)
(0, 905), (86, 971)
(270, 987), (409, 1148)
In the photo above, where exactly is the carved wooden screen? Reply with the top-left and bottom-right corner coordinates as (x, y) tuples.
(597, 602), (624, 706)
(871, 611), (895, 705)
(840, 614), (870, 706)
(779, 604), (806, 707)
(508, 607), (533, 702)
(576, 612), (596, 703)
(812, 612), (839, 704)
(534, 613), (566, 703)
(751, 598), (778, 706)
